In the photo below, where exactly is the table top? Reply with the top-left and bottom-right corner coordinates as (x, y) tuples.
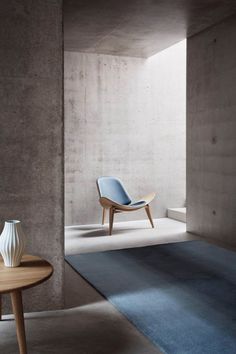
(0, 254), (53, 294)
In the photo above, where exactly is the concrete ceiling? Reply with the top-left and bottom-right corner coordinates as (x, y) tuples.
(64, 0), (236, 57)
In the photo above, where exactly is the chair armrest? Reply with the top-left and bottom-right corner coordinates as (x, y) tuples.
(99, 197), (123, 209)
(99, 192), (156, 212)
(138, 192), (156, 205)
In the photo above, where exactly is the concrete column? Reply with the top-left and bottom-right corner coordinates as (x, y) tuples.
(0, 0), (64, 312)
(187, 15), (236, 246)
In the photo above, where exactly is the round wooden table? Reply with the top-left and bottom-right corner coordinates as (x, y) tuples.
(0, 255), (53, 354)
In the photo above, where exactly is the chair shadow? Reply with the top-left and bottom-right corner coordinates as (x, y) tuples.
(66, 225), (104, 231)
(67, 226), (153, 238)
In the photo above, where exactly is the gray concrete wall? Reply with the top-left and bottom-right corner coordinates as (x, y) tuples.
(0, 0), (64, 313)
(187, 15), (236, 246)
(65, 41), (186, 225)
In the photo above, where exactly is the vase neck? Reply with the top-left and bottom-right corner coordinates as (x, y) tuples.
(5, 220), (21, 225)
(3, 220), (21, 234)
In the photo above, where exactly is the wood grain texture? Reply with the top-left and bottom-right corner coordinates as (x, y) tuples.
(99, 193), (156, 235)
(145, 205), (155, 228)
(109, 208), (115, 235)
(0, 255), (53, 294)
(102, 208), (106, 225)
(99, 192), (156, 211)
(11, 290), (27, 354)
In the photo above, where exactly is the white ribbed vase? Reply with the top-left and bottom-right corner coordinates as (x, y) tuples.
(0, 220), (26, 267)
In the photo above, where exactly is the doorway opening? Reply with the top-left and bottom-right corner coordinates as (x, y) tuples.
(64, 39), (186, 254)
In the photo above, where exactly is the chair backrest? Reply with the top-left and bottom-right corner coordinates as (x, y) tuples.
(96, 176), (131, 205)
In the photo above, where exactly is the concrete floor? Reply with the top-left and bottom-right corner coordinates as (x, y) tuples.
(65, 217), (196, 255)
(0, 264), (161, 354)
(0, 218), (196, 354)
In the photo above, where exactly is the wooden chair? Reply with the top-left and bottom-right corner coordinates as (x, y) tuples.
(96, 176), (156, 235)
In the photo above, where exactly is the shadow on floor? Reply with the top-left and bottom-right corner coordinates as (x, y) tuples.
(0, 306), (160, 354)
(66, 226), (155, 238)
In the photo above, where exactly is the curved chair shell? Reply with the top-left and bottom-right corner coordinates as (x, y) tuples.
(96, 177), (156, 235)
(99, 192), (155, 211)
(97, 176), (132, 205)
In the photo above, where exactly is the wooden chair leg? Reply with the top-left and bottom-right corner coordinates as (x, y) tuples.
(109, 207), (115, 235)
(145, 205), (154, 228)
(0, 294), (2, 321)
(102, 208), (106, 225)
(10, 290), (27, 354)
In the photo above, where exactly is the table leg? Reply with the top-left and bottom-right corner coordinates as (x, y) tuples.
(0, 294), (1, 320)
(10, 290), (27, 354)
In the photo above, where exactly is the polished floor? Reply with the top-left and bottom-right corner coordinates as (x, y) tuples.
(0, 218), (196, 354)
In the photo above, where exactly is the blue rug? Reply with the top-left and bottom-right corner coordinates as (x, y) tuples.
(66, 241), (236, 354)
